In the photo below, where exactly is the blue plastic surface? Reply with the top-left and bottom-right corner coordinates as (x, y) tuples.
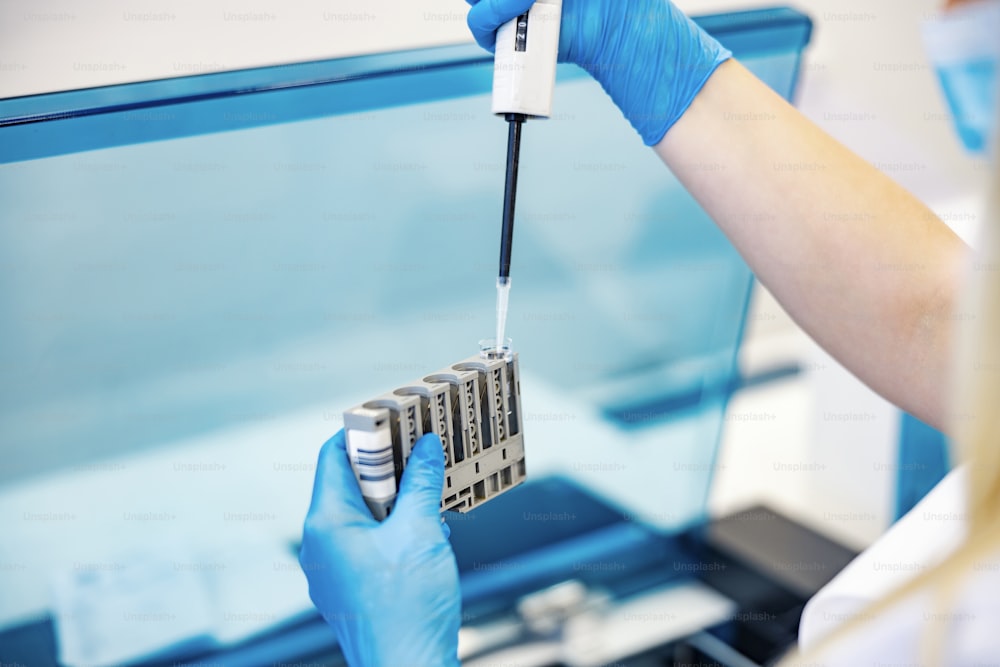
(895, 413), (950, 520)
(0, 10), (812, 537)
(0, 11), (811, 162)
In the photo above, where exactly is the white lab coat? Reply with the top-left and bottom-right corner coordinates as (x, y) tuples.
(797, 467), (1000, 665)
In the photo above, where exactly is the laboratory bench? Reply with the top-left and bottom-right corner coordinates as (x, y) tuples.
(0, 495), (856, 667)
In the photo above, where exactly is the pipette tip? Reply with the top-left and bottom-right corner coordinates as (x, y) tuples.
(479, 338), (513, 361)
(494, 277), (511, 358)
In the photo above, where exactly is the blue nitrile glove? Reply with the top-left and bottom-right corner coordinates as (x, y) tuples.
(299, 430), (460, 667)
(466, 0), (731, 146)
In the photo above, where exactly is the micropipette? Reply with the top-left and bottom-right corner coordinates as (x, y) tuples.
(491, 0), (562, 355)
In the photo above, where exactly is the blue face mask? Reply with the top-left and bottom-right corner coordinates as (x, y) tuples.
(923, 1), (1000, 156)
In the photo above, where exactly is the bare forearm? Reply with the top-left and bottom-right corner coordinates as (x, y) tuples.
(656, 59), (966, 430)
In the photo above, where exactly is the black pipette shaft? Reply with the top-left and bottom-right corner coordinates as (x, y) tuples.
(499, 113), (525, 281)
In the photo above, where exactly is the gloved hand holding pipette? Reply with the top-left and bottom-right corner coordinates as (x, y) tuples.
(468, 0), (732, 146)
(478, 0), (731, 354)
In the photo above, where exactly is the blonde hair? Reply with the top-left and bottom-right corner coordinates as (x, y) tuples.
(784, 135), (1000, 663)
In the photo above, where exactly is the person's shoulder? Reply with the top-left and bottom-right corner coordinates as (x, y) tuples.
(799, 468), (969, 650)
(949, 556), (1000, 664)
(807, 551), (1000, 666)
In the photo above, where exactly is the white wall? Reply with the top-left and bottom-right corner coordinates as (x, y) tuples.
(0, 0), (474, 98)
